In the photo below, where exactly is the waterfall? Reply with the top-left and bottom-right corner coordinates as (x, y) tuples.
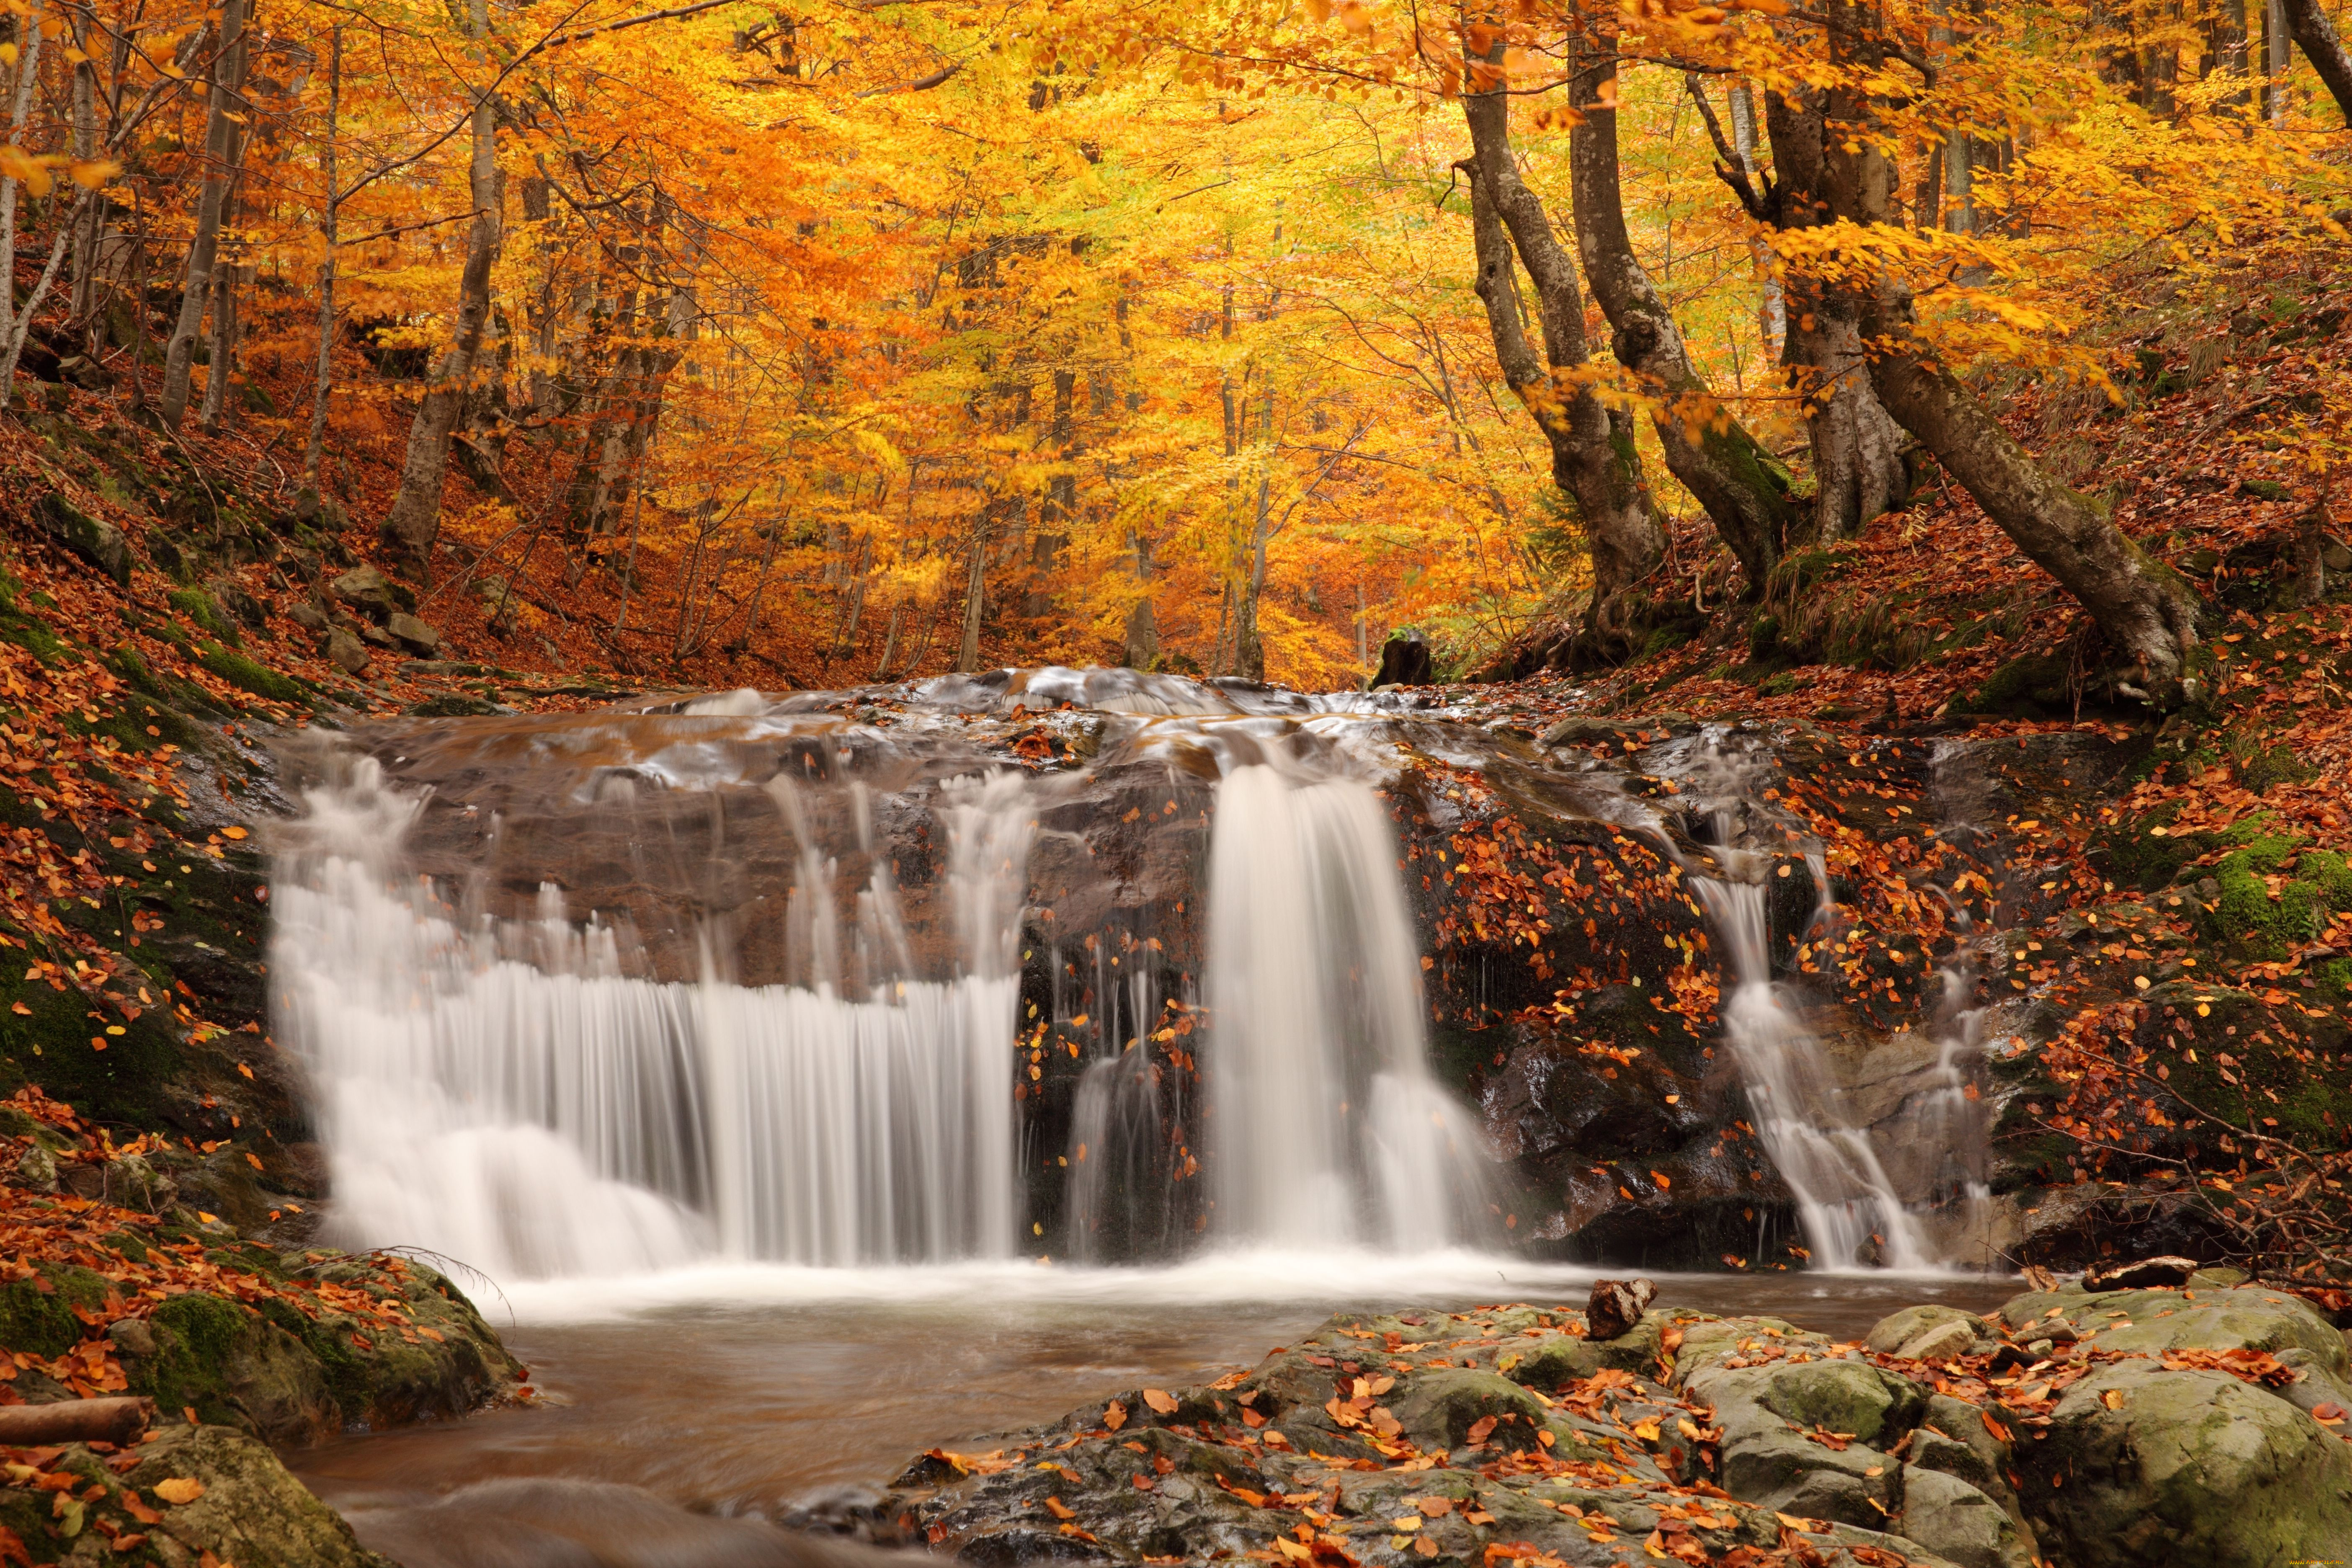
(1688, 876), (1936, 1270)
(273, 758), (1028, 1281)
(1199, 765), (1490, 1250)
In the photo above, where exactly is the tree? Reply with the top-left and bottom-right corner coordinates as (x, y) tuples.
(1457, 22), (1667, 659)
(1818, 0), (2203, 697)
(157, 0), (247, 432)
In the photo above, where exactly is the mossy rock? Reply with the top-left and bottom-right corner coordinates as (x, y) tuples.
(0, 1265), (113, 1358)
(129, 1289), (341, 1440)
(169, 585), (242, 646)
(198, 641), (311, 707)
(2191, 834), (2352, 958)
(1958, 652), (2073, 717)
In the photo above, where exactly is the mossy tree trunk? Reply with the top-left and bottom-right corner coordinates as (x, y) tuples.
(1822, 0), (2203, 699)
(1568, 31), (1800, 591)
(1458, 25), (1666, 662)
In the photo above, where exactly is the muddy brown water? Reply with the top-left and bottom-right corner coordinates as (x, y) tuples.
(289, 1267), (2018, 1567)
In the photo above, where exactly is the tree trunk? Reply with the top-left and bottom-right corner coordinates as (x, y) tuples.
(380, 0), (503, 573)
(957, 526), (986, 673)
(198, 46), (253, 438)
(2282, 0), (2352, 121)
(158, 0), (247, 431)
(1758, 84), (1914, 542)
(1823, 0), (2201, 698)
(303, 27), (342, 495)
(1458, 30), (1666, 660)
(1123, 529), (1158, 669)
(0, 0), (76, 409)
(1569, 32), (1798, 588)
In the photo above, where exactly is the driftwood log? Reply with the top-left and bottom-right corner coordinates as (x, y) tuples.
(1586, 1277), (1657, 1341)
(0, 1395), (155, 1447)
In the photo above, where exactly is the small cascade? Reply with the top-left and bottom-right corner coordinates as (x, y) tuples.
(1688, 877), (1935, 1269)
(274, 757), (1029, 1280)
(1201, 765), (1490, 1250)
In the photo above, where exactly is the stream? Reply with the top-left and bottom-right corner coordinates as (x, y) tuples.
(289, 1265), (2017, 1565)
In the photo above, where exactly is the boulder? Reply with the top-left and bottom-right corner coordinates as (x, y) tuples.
(1898, 1465), (2036, 1568)
(386, 611), (442, 655)
(326, 628), (369, 675)
(35, 492), (130, 585)
(0, 1423), (395, 1568)
(1866, 1304), (1983, 1357)
(2020, 1358), (2352, 1568)
(289, 601), (330, 634)
(205, 575), (268, 629)
(328, 564), (397, 622)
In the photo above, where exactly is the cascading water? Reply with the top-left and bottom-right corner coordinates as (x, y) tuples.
(1687, 876), (1936, 1270)
(1199, 765), (1491, 1250)
(273, 753), (1029, 1280)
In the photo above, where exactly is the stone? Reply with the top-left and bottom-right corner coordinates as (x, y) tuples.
(1586, 1277), (1656, 1341)
(1759, 1357), (1923, 1447)
(34, 492), (130, 585)
(326, 628), (369, 675)
(2323, 534), (2352, 572)
(1867, 1304), (1981, 1355)
(2021, 1358), (2352, 1568)
(385, 611), (442, 654)
(1893, 1319), (1979, 1364)
(328, 564), (397, 621)
(289, 601), (329, 634)
(2081, 1254), (2199, 1290)
(205, 575), (268, 629)
(14, 1140), (58, 1191)
(1900, 1466), (2037, 1568)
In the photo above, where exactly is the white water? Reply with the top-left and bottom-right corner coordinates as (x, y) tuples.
(1201, 766), (1491, 1250)
(273, 759), (1028, 1280)
(1689, 876), (1937, 1271)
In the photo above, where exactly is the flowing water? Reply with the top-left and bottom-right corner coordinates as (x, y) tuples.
(263, 669), (2007, 1559)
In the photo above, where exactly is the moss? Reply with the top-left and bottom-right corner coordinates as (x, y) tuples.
(1960, 652), (2073, 716)
(0, 1266), (112, 1357)
(2195, 834), (2352, 957)
(169, 587), (241, 647)
(2089, 803), (2194, 892)
(197, 642), (310, 707)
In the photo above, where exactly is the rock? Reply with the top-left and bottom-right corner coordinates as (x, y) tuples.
(328, 564), (397, 622)
(289, 601), (330, 634)
(1372, 629), (1431, 687)
(2022, 1359), (2352, 1568)
(385, 611), (442, 654)
(2081, 1254), (2200, 1290)
(1894, 1319), (1978, 1364)
(57, 353), (116, 391)
(34, 492), (131, 585)
(360, 619), (399, 648)
(407, 693), (505, 717)
(14, 1140), (58, 1191)
(1900, 1465), (2037, 1568)
(1866, 1304), (1981, 1355)
(1995, 1282), (2352, 1390)
(326, 628), (369, 675)
(1586, 1277), (1656, 1341)
(2324, 535), (2352, 572)
(205, 575), (268, 629)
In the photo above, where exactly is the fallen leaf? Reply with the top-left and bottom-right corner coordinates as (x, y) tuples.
(1141, 1387), (1179, 1415)
(1104, 1400), (1127, 1431)
(1044, 1497), (1076, 1520)
(152, 1478), (204, 1505)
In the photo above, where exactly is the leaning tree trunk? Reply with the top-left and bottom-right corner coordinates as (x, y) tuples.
(2280, 0), (2352, 121)
(1823, 0), (2201, 699)
(380, 0), (503, 573)
(1458, 29), (1666, 659)
(1756, 84), (1913, 541)
(1569, 32), (1798, 589)
(158, 0), (247, 431)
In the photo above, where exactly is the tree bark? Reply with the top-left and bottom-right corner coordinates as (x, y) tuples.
(1568, 32), (1798, 588)
(380, 0), (503, 572)
(1753, 83), (1914, 542)
(1822, 0), (2201, 698)
(2281, 0), (2352, 121)
(1458, 28), (1666, 660)
(303, 26), (342, 494)
(957, 524), (986, 672)
(158, 0), (247, 431)
(199, 41), (254, 438)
